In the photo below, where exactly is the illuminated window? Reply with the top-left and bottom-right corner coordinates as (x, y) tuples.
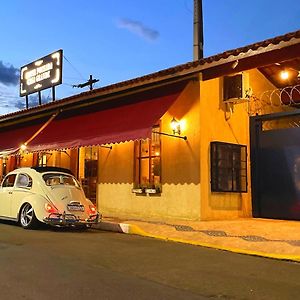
(134, 126), (161, 193)
(210, 142), (247, 193)
(38, 153), (48, 167)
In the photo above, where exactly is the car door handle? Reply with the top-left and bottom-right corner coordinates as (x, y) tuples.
(8, 191), (13, 194)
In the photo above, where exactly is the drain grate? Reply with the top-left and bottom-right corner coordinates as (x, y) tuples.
(240, 235), (268, 242)
(286, 240), (300, 247)
(174, 225), (195, 232)
(200, 230), (228, 237)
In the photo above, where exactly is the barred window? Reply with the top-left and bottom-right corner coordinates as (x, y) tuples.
(210, 142), (247, 193)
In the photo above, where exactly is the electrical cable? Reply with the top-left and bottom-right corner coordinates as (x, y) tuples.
(63, 55), (85, 80)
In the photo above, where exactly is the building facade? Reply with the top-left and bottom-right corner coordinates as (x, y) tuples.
(0, 30), (299, 221)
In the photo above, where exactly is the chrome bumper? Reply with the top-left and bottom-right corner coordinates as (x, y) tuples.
(44, 212), (100, 226)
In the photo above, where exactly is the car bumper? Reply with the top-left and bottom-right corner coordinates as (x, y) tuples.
(43, 212), (101, 226)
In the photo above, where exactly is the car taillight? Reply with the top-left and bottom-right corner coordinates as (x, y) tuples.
(89, 205), (97, 215)
(45, 203), (57, 214)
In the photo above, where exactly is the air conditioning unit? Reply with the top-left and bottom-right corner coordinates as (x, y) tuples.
(223, 73), (251, 103)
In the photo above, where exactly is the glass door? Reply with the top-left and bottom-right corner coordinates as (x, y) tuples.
(80, 146), (98, 204)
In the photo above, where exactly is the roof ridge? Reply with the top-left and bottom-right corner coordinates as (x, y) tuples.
(1, 29), (299, 121)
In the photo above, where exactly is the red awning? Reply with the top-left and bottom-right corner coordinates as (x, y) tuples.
(0, 113), (58, 155)
(0, 123), (42, 155)
(25, 85), (185, 152)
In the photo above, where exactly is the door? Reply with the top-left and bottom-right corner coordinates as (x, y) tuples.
(251, 111), (300, 220)
(10, 173), (34, 220)
(80, 146), (98, 205)
(0, 174), (17, 218)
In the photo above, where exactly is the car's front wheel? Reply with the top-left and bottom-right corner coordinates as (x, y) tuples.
(20, 203), (39, 229)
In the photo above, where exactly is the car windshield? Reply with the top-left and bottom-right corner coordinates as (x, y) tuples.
(43, 173), (80, 188)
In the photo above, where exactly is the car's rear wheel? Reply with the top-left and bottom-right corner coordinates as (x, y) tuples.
(20, 203), (39, 229)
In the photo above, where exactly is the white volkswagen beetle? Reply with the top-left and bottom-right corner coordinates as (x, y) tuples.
(0, 167), (100, 229)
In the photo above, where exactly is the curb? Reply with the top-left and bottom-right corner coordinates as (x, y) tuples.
(94, 221), (300, 262)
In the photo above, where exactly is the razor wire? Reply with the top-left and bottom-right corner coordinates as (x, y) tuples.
(247, 84), (300, 116)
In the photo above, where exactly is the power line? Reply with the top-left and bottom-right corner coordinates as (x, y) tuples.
(63, 55), (85, 80)
(64, 76), (85, 80)
(62, 83), (77, 87)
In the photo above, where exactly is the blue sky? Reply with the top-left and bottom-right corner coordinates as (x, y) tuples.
(0, 0), (299, 114)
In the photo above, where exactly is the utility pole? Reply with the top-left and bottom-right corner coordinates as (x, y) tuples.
(73, 75), (99, 91)
(193, 0), (204, 61)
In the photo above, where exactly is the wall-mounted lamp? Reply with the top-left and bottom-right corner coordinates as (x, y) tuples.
(170, 117), (181, 135)
(154, 117), (187, 140)
(20, 143), (27, 152)
(279, 67), (300, 82)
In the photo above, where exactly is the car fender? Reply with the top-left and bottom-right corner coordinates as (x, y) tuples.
(16, 194), (49, 223)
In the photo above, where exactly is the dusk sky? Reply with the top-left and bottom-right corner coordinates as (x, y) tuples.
(0, 0), (299, 114)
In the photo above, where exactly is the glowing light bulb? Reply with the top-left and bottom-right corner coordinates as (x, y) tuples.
(20, 144), (27, 151)
(170, 117), (181, 135)
(280, 70), (289, 80)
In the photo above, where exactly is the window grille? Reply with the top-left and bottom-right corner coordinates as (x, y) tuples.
(210, 142), (247, 193)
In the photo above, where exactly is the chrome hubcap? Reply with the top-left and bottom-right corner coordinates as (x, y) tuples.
(20, 204), (33, 227)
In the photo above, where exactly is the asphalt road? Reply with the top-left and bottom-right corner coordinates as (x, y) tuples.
(1, 221), (300, 300)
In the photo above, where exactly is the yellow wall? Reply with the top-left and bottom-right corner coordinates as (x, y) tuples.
(198, 69), (282, 220)
(18, 150), (72, 169)
(98, 81), (201, 221)
(19, 153), (33, 167)
(199, 76), (251, 220)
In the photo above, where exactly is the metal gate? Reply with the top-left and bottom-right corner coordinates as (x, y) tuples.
(250, 110), (300, 220)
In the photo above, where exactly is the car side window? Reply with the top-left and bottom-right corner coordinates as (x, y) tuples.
(2, 174), (17, 188)
(16, 174), (32, 189)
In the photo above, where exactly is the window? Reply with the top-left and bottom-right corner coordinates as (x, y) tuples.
(2, 174), (17, 188)
(38, 153), (48, 167)
(43, 173), (80, 188)
(134, 126), (161, 193)
(16, 174), (32, 188)
(210, 142), (247, 193)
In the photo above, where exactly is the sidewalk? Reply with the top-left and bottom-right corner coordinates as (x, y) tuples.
(94, 217), (300, 262)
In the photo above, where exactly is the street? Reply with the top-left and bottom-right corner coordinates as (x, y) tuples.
(1, 221), (300, 299)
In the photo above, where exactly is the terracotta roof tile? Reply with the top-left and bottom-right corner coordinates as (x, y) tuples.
(1, 29), (300, 121)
